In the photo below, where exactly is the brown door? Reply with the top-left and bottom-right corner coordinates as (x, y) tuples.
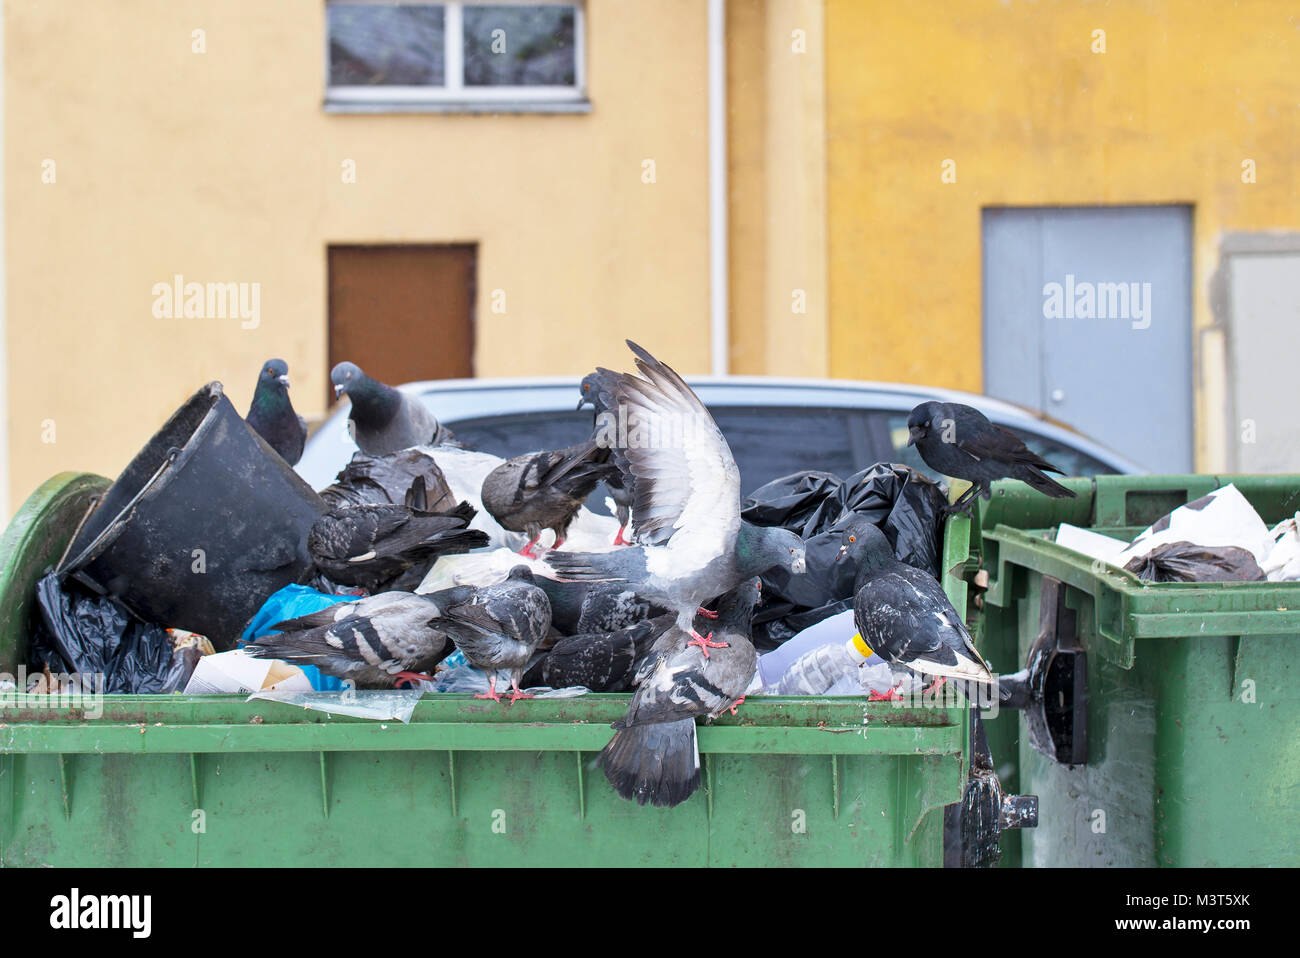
(328, 244), (476, 398)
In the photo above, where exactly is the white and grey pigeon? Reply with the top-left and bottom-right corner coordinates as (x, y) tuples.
(838, 518), (994, 697)
(245, 591), (458, 689)
(543, 341), (806, 656)
(598, 578), (762, 807)
(331, 361), (455, 455)
(434, 565), (553, 704)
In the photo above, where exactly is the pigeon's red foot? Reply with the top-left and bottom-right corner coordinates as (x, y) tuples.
(687, 630), (729, 659)
(923, 676), (948, 695)
(725, 695), (746, 716)
(868, 683), (903, 702)
(517, 538), (540, 560)
(551, 536), (566, 550)
(474, 678), (502, 702)
(393, 671), (435, 687)
(697, 606), (719, 620)
(506, 685), (533, 704)
(613, 526), (630, 546)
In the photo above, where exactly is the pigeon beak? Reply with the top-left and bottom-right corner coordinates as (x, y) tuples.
(576, 398), (588, 411)
(333, 383), (345, 399)
(278, 375), (291, 389)
(791, 550), (807, 575)
(837, 544), (849, 560)
(907, 426), (923, 447)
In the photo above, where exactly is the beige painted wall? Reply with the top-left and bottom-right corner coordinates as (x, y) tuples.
(4, 0), (712, 510)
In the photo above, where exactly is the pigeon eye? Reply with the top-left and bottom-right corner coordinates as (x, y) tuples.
(849, 535), (856, 543)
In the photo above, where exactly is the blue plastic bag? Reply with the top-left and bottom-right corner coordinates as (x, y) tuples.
(239, 585), (354, 692)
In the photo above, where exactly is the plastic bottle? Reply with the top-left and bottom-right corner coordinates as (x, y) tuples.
(771, 633), (876, 695)
(756, 608), (857, 688)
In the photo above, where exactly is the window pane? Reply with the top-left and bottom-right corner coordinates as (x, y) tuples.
(463, 5), (577, 87)
(328, 4), (445, 86)
(708, 408), (860, 495)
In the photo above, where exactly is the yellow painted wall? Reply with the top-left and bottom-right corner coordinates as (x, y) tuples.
(5, 0), (711, 510)
(826, 0), (1300, 469)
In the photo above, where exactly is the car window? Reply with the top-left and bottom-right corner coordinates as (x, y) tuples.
(881, 412), (1117, 478)
(447, 406), (867, 498)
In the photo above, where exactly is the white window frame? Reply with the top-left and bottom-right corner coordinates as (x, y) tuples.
(326, 0), (587, 111)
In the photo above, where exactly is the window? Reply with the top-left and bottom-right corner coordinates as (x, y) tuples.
(326, 1), (587, 112)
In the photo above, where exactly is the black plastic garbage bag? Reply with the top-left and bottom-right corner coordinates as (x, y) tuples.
(1123, 541), (1266, 583)
(742, 463), (948, 648)
(32, 572), (197, 693)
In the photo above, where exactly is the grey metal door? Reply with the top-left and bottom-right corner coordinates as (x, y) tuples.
(983, 206), (1194, 472)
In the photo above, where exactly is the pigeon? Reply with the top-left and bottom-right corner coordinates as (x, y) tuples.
(598, 578), (762, 808)
(579, 370), (636, 545)
(307, 500), (489, 592)
(574, 583), (665, 634)
(838, 519), (994, 697)
(521, 613), (675, 692)
(245, 591), (457, 688)
(321, 449), (458, 512)
(907, 401), (1076, 514)
(245, 359), (307, 466)
(543, 341), (806, 655)
(331, 361), (456, 455)
(436, 566), (553, 703)
(480, 440), (618, 558)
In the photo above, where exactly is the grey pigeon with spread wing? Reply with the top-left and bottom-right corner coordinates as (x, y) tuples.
(480, 439), (617, 557)
(839, 519), (994, 695)
(246, 591), (457, 688)
(543, 341), (805, 655)
(598, 578), (761, 807)
(245, 359), (307, 466)
(331, 361), (456, 455)
(436, 566), (553, 703)
(907, 400), (1075, 515)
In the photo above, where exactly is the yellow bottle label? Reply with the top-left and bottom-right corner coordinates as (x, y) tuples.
(850, 632), (875, 659)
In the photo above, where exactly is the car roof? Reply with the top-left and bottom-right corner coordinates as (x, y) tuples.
(296, 374), (1145, 487)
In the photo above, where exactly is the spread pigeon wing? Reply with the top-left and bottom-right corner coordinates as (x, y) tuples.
(617, 341), (741, 549)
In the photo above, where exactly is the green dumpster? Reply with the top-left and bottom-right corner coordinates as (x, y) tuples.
(978, 474), (1300, 867)
(0, 472), (1011, 867)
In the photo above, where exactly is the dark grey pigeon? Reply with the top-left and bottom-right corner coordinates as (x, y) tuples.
(331, 361), (455, 455)
(321, 449), (458, 512)
(521, 613), (675, 692)
(436, 566), (552, 703)
(907, 400), (1075, 515)
(543, 341), (805, 656)
(480, 440), (617, 558)
(838, 519), (994, 695)
(574, 583), (666, 634)
(307, 500), (488, 593)
(579, 370), (636, 545)
(598, 578), (761, 808)
(246, 591), (457, 689)
(245, 359), (307, 466)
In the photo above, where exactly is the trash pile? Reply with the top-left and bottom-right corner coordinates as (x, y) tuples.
(17, 345), (1072, 808)
(1053, 483), (1300, 583)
